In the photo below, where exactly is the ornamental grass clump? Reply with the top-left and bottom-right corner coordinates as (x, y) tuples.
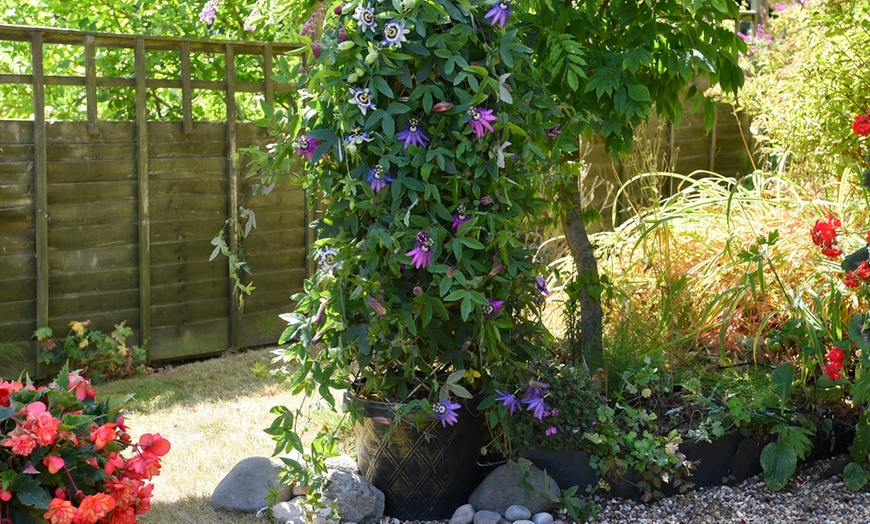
(0, 366), (169, 524)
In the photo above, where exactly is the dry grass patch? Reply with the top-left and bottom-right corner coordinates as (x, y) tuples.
(97, 348), (323, 524)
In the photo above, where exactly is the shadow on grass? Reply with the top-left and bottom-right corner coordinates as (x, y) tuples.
(143, 495), (263, 524)
(97, 348), (287, 413)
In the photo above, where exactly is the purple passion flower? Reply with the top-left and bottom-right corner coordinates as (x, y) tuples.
(468, 107), (498, 138)
(452, 204), (470, 230)
(382, 20), (409, 47)
(199, 0), (219, 24)
(434, 399), (461, 427)
(524, 379), (550, 399)
(484, 1), (512, 28)
(346, 128), (374, 146)
(406, 231), (434, 269)
(367, 165), (393, 193)
(535, 276), (549, 295)
(355, 4), (377, 32)
(294, 135), (321, 162)
(397, 119), (429, 149)
(495, 390), (521, 415)
(545, 427), (558, 436)
(482, 298), (504, 319)
(349, 87), (377, 115)
(521, 394), (548, 420)
(318, 247), (341, 273)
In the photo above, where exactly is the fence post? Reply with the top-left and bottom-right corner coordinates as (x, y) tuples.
(226, 43), (241, 350)
(180, 41), (193, 135)
(84, 35), (99, 136)
(135, 38), (152, 360)
(32, 30), (49, 375)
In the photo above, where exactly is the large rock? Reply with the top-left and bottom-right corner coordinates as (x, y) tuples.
(210, 456), (292, 512)
(469, 461), (560, 515)
(321, 469), (385, 524)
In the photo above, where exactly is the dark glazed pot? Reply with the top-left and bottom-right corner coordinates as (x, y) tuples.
(349, 394), (483, 520)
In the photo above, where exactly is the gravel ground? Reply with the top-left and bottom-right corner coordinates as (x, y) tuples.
(586, 455), (868, 524)
(379, 456), (870, 524)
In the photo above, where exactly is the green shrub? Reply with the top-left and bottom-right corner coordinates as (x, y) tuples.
(736, 1), (870, 178)
(33, 320), (147, 382)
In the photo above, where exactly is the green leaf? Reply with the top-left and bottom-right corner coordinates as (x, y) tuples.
(460, 295), (473, 321)
(853, 410), (870, 463)
(770, 362), (794, 409)
(844, 462), (870, 491)
(15, 475), (51, 509)
(849, 314), (870, 350)
(760, 440), (797, 491)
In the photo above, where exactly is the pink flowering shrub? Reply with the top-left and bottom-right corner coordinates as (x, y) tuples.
(0, 367), (169, 523)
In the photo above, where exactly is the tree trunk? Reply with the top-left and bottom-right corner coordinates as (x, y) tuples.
(561, 190), (603, 369)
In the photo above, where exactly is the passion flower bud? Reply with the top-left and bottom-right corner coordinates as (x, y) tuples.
(333, 4), (343, 15)
(313, 300), (327, 324)
(368, 297), (387, 316)
(365, 49), (379, 65)
(338, 26), (348, 42)
(413, 286), (423, 296)
(488, 263), (504, 278)
(311, 41), (322, 58)
(432, 101), (454, 112)
(337, 40), (355, 51)
(479, 196), (493, 205)
(447, 266), (454, 278)
(311, 330), (324, 345)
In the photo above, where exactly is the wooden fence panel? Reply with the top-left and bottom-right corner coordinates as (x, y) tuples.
(0, 26), (306, 374)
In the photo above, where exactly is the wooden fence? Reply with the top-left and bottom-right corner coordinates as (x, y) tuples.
(0, 25), (307, 374)
(0, 25), (755, 376)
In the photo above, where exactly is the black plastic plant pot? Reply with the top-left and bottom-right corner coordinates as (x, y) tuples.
(349, 393), (483, 520)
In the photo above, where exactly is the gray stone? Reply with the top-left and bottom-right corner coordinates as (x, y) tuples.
(474, 510), (503, 524)
(270, 498), (307, 524)
(321, 469), (385, 524)
(513, 521), (535, 524)
(505, 504), (532, 521)
(450, 503), (476, 524)
(210, 456), (292, 512)
(531, 512), (554, 524)
(325, 453), (360, 473)
(469, 461), (561, 515)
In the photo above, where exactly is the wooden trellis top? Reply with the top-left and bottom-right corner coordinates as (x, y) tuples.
(0, 24), (304, 131)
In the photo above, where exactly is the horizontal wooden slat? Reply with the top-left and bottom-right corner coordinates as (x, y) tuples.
(148, 157), (226, 179)
(47, 223), (137, 250)
(48, 267), (138, 295)
(0, 162), (33, 180)
(50, 289), (140, 317)
(48, 245), (138, 273)
(47, 122), (134, 142)
(151, 297), (230, 326)
(150, 259), (226, 286)
(0, 276), (35, 303)
(48, 200), (137, 226)
(47, 181), (136, 204)
(48, 159), (136, 182)
(0, 121), (34, 143)
(149, 320), (228, 361)
(0, 229), (35, 253)
(0, 300), (36, 325)
(47, 143), (137, 161)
